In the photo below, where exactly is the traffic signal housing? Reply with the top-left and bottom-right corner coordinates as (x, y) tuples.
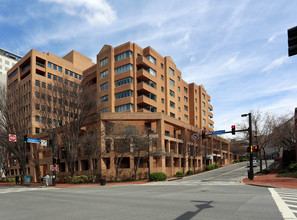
(288, 25), (297, 57)
(247, 146), (250, 153)
(231, 125), (235, 135)
(49, 139), (53, 148)
(254, 146), (259, 152)
(202, 130), (206, 139)
(24, 135), (27, 144)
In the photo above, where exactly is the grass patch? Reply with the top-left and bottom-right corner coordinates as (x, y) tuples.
(277, 171), (297, 178)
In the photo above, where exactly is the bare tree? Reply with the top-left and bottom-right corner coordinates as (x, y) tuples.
(34, 77), (97, 180)
(0, 84), (28, 184)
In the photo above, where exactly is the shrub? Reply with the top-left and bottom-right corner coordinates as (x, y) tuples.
(187, 170), (194, 175)
(150, 172), (167, 181)
(214, 164), (219, 169)
(175, 171), (185, 177)
(64, 176), (72, 183)
(74, 175), (88, 183)
(233, 159), (239, 163)
(289, 163), (297, 172)
(206, 165), (213, 171)
(88, 175), (96, 183)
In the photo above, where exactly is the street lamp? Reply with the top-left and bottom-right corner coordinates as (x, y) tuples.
(241, 113), (254, 180)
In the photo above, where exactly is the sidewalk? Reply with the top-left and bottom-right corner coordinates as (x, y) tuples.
(242, 169), (297, 189)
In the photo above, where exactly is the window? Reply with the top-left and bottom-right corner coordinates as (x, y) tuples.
(65, 69), (69, 75)
(203, 119), (206, 124)
(35, 80), (40, 87)
(115, 104), (133, 112)
(101, 107), (108, 112)
(35, 116), (40, 122)
(195, 98), (197, 103)
(115, 77), (133, 87)
(178, 76), (180, 81)
(185, 115), (188, 120)
(170, 101), (175, 108)
(161, 98), (164, 104)
(53, 64), (57, 70)
(115, 90), (133, 100)
(100, 70), (108, 79)
(169, 67), (174, 75)
(202, 93), (205, 99)
(184, 87), (188, 93)
(178, 86), (180, 92)
(195, 107), (197, 112)
(42, 82), (46, 88)
(75, 73), (78, 79)
(184, 105), (188, 111)
(53, 75), (57, 81)
(70, 71), (73, 77)
(115, 64), (133, 74)
(169, 78), (175, 86)
(100, 82), (108, 91)
(48, 62), (52, 68)
(147, 68), (156, 77)
(79, 75), (82, 80)
(161, 63), (164, 69)
(35, 104), (40, 110)
(178, 97), (180, 101)
(195, 89), (197, 94)
(101, 95), (108, 103)
(35, 91), (40, 98)
(58, 77), (62, 83)
(48, 84), (52, 90)
(184, 96), (188, 102)
(169, 90), (175, 97)
(115, 51), (132, 62)
(202, 102), (205, 107)
(35, 127), (40, 134)
(58, 66), (62, 72)
(170, 113), (175, 118)
(178, 107), (181, 112)
(161, 87), (164, 92)
(196, 116), (198, 120)
(203, 110), (205, 116)
(48, 73), (52, 79)
(145, 55), (156, 64)
(161, 75), (164, 81)
(100, 57), (108, 66)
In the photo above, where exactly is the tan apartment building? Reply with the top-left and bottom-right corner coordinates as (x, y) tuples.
(5, 42), (231, 182)
(5, 49), (94, 180)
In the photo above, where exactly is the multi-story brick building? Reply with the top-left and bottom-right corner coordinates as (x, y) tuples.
(5, 42), (231, 182)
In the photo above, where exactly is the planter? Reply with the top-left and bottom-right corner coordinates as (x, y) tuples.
(100, 178), (106, 186)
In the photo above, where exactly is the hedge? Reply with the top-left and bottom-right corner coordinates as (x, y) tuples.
(175, 171), (185, 177)
(150, 172), (167, 181)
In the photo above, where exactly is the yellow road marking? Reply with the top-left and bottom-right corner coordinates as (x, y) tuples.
(203, 166), (247, 181)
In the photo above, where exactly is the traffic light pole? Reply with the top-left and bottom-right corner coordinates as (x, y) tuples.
(248, 113), (254, 180)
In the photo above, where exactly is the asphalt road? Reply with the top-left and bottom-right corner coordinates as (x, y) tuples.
(0, 161), (295, 220)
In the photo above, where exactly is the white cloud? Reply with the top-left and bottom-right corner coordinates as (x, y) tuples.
(262, 56), (289, 72)
(39, 0), (116, 25)
(268, 35), (276, 43)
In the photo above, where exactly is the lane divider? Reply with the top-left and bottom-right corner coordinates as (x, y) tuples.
(202, 165), (247, 181)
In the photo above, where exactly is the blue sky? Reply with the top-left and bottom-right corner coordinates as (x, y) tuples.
(1, 0), (297, 133)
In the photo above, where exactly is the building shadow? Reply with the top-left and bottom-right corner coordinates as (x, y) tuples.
(175, 200), (214, 220)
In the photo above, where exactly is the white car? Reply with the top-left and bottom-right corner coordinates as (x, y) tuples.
(247, 160), (259, 167)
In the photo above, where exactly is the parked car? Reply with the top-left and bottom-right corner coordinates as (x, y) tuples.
(247, 160), (259, 167)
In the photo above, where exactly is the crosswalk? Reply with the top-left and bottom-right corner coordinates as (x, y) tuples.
(269, 188), (297, 220)
(0, 187), (55, 194)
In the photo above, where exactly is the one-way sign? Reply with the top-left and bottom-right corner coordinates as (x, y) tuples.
(211, 130), (226, 136)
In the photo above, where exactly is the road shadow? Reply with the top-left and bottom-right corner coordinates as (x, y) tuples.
(175, 200), (214, 220)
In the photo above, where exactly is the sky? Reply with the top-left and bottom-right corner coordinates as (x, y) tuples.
(1, 0), (297, 135)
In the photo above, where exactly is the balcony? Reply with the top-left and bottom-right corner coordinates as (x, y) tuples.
(136, 56), (151, 68)
(137, 81), (156, 93)
(137, 69), (155, 81)
(137, 95), (156, 107)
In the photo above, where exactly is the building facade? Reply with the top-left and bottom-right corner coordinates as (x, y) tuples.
(5, 42), (231, 182)
(0, 48), (22, 86)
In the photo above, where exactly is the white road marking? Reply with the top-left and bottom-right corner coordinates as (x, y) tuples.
(269, 188), (297, 220)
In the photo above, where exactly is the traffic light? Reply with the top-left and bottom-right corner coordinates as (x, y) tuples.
(24, 135), (27, 144)
(53, 157), (57, 164)
(288, 25), (297, 57)
(202, 130), (206, 139)
(49, 139), (53, 148)
(231, 125), (235, 135)
(247, 146), (250, 153)
(254, 146), (259, 152)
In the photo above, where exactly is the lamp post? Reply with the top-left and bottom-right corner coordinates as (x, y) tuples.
(241, 113), (253, 180)
(147, 129), (154, 181)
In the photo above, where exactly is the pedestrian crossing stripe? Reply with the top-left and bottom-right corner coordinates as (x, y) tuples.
(269, 188), (297, 220)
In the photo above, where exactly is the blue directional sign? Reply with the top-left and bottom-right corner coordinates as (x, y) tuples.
(211, 130), (226, 136)
(27, 138), (40, 144)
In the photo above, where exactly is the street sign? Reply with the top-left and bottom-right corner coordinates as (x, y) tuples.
(50, 165), (58, 172)
(27, 138), (40, 144)
(9, 134), (17, 142)
(193, 133), (199, 139)
(211, 130), (225, 136)
(40, 140), (47, 146)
